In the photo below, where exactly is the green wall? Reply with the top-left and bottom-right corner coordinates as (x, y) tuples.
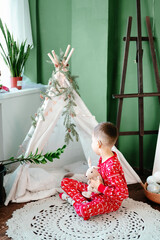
(37, 0), (72, 84)
(71, 0), (108, 122)
(25, 0), (159, 171)
(25, 0), (72, 83)
(25, 0), (37, 82)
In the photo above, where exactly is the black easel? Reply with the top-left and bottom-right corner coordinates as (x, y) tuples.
(113, 0), (160, 174)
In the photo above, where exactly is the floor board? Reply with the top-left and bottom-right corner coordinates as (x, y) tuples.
(0, 183), (160, 240)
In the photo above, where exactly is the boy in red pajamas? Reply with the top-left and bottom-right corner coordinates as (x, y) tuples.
(59, 122), (129, 220)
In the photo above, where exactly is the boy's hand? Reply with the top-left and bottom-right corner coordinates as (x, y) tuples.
(90, 177), (103, 190)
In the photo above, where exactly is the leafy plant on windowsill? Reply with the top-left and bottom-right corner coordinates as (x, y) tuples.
(0, 18), (32, 77)
(0, 145), (66, 167)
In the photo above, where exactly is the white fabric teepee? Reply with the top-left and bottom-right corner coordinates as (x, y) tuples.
(4, 46), (141, 205)
(153, 124), (160, 174)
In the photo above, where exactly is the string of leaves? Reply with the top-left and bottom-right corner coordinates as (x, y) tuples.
(0, 145), (66, 166)
(31, 49), (80, 144)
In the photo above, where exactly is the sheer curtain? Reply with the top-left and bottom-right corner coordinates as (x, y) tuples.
(0, 0), (33, 87)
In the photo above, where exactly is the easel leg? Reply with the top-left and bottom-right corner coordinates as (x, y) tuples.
(116, 17), (132, 139)
(136, 0), (144, 174)
(139, 135), (143, 175)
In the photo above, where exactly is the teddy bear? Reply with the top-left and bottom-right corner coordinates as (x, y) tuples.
(82, 157), (103, 198)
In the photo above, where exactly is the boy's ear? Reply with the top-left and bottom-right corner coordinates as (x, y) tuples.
(97, 140), (102, 148)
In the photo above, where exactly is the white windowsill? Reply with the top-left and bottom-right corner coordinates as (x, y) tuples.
(0, 88), (41, 102)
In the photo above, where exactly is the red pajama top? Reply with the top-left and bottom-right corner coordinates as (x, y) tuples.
(97, 152), (129, 202)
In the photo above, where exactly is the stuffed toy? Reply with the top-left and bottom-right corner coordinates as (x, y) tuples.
(82, 157), (103, 198)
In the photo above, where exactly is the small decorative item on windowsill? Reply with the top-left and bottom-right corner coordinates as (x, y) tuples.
(0, 71), (9, 93)
(142, 171), (160, 204)
(0, 85), (9, 93)
(0, 145), (66, 205)
(0, 19), (32, 90)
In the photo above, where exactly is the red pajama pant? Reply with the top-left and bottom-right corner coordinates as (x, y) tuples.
(61, 178), (122, 220)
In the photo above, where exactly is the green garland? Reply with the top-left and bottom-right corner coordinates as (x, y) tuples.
(31, 49), (79, 144)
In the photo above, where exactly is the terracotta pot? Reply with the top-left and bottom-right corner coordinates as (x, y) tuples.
(10, 76), (23, 90)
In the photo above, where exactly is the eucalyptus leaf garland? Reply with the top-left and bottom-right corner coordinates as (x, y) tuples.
(31, 49), (79, 144)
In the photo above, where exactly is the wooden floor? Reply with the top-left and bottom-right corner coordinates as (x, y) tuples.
(0, 183), (160, 240)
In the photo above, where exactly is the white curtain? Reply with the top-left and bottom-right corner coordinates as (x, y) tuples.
(0, 0), (33, 87)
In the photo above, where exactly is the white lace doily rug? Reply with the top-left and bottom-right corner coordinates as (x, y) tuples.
(6, 195), (160, 240)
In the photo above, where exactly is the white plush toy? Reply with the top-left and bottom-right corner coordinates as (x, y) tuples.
(82, 157), (103, 198)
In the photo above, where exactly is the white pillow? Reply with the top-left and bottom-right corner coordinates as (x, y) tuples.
(64, 160), (88, 174)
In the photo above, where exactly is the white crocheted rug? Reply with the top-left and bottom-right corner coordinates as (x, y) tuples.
(6, 195), (160, 240)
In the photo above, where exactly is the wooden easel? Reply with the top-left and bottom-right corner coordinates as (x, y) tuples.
(113, 0), (160, 174)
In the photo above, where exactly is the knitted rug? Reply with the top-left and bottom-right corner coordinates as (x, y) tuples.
(6, 195), (160, 240)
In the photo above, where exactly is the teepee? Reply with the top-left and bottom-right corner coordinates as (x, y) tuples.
(4, 45), (141, 205)
(153, 124), (160, 174)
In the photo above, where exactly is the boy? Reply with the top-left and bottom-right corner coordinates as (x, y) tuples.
(59, 122), (129, 220)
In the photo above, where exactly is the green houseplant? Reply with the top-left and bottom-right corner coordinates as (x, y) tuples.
(0, 19), (32, 89)
(0, 145), (66, 204)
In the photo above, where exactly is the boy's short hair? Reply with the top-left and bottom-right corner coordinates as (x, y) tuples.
(93, 122), (118, 147)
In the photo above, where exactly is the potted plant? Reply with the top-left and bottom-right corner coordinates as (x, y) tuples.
(0, 145), (66, 204)
(0, 19), (32, 90)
